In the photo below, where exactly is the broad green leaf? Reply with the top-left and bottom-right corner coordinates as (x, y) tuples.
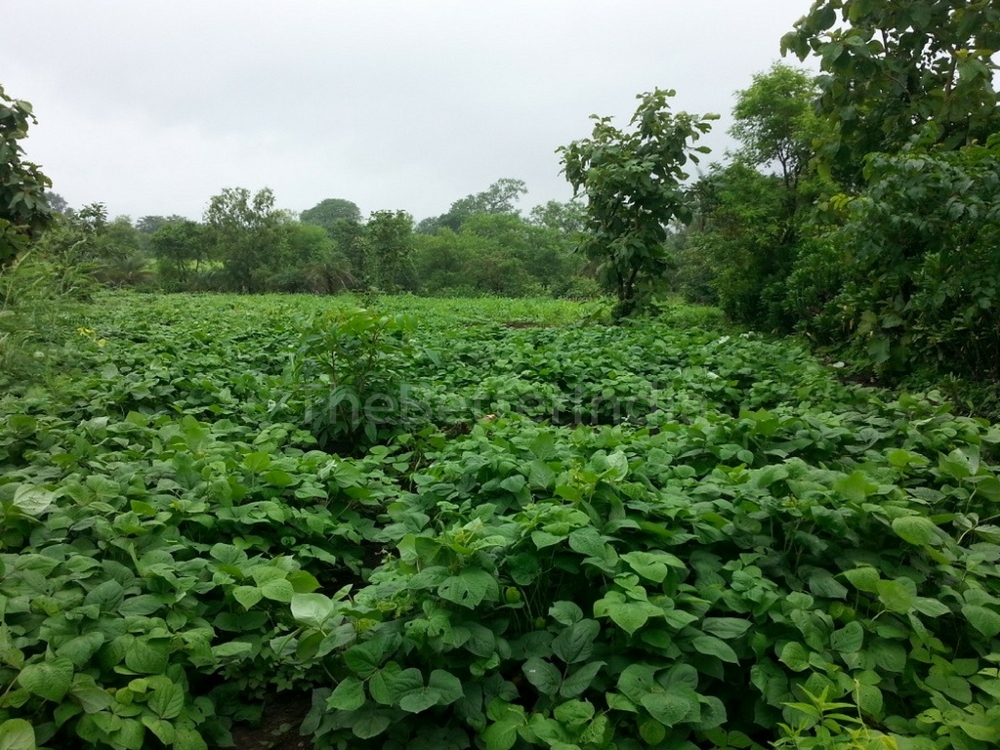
(568, 527), (608, 559)
(399, 687), (441, 713)
(549, 601), (584, 626)
(328, 676), (366, 711)
(695, 695), (727, 731)
(18, 657), (73, 702)
(553, 699), (595, 728)
(958, 716), (1000, 742)
(173, 727), (208, 750)
(483, 721), (520, 750)
(618, 664), (658, 703)
(260, 578), (294, 603)
(640, 688), (699, 727)
(368, 664), (423, 705)
(290, 593), (335, 628)
(552, 619), (599, 664)
(287, 570), (321, 594)
(830, 621), (864, 653)
(209, 543), (247, 566)
(0, 719), (35, 750)
(233, 586), (262, 611)
(560, 660), (605, 699)
(639, 717), (666, 745)
(870, 640), (907, 672)
(70, 682), (114, 714)
(605, 451), (629, 480)
(522, 657), (562, 696)
(212, 641), (253, 658)
(528, 460), (556, 490)
(437, 567), (499, 609)
(263, 469), (295, 487)
(56, 632), (104, 667)
(605, 692), (638, 712)
(118, 595), (164, 617)
(691, 635), (739, 663)
(112, 718), (145, 750)
(701, 617), (752, 640)
(962, 604), (1000, 638)
(351, 710), (391, 739)
(529, 432), (557, 460)
(148, 681), (184, 719)
(11, 485), (54, 517)
(891, 516), (937, 546)
(141, 717), (175, 746)
(842, 567), (880, 593)
(428, 670), (464, 705)
(597, 599), (660, 636)
(778, 642), (810, 672)
(243, 452), (271, 473)
(875, 579), (916, 614)
(84, 580), (124, 612)
(856, 684), (883, 717)
(531, 530), (564, 549)
(345, 640), (390, 679)
(620, 551), (683, 582)
(834, 471), (876, 503)
(807, 571), (849, 600)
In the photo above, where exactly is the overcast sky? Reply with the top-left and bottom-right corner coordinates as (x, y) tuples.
(4, 1), (817, 223)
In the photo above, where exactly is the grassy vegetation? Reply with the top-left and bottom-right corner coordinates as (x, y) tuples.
(2, 293), (1000, 750)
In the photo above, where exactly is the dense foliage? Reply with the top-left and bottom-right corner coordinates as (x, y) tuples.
(0, 85), (53, 269)
(559, 90), (716, 317)
(3, 294), (1000, 750)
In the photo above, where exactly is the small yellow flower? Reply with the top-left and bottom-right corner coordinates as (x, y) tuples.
(97, 339), (107, 347)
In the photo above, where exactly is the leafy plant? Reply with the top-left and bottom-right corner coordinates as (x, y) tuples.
(292, 308), (417, 452)
(558, 89), (718, 317)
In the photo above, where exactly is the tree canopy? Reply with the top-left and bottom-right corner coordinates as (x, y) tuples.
(782, 0), (1000, 185)
(0, 85), (53, 269)
(559, 89), (717, 316)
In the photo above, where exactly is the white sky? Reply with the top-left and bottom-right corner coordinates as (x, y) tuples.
(3, 1), (817, 223)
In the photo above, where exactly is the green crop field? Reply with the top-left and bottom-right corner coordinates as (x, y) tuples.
(2, 293), (1000, 750)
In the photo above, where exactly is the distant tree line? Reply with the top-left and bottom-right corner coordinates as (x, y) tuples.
(24, 179), (596, 299)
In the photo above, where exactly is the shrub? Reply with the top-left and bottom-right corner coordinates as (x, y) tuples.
(292, 309), (417, 452)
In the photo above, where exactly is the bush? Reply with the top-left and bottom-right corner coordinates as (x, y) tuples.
(821, 143), (1000, 378)
(292, 309), (417, 452)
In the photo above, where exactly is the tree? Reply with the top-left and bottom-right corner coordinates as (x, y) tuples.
(44, 192), (69, 215)
(137, 215), (186, 235)
(416, 178), (527, 234)
(150, 219), (206, 287)
(269, 222), (352, 294)
(782, 0), (1000, 186)
(204, 187), (287, 292)
(1, 84), (54, 269)
(558, 89), (717, 316)
(301, 198), (362, 230)
(364, 210), (416, 291)
(730, 63), (822, 192)
(527, 199), (587, 235)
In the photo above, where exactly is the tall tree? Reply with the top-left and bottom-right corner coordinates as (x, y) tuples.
(364, 210), (416, 291)
(527, 199), (587, 235)
(782, 0), (1000, 185)
(1, 84), (53, 269)
(730, 63), (822, 192)
(301, 198), (362, 230)
(204, 187), (286, 293)
(559, 89), (717, 316)
(150, 219), (206, 287)
(416, 178), (528, 234)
